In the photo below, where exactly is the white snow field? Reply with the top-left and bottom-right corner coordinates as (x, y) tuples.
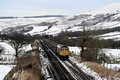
(0, 42), (15, 63)
(1, 2), (120, 80)
(0, 65), (14, 80)
(0, 17), (57, 31)
(69, 46), (120, 71)
(1, 3), (120, 36)
(0, 42), (16, 80)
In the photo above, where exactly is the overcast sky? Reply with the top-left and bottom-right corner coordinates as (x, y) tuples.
(0, 0), (120, 16)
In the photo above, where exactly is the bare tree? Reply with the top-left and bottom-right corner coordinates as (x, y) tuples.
(78, 26), (91, 60)
(78, 26), (106, 61)
(8, 33), (27, 60)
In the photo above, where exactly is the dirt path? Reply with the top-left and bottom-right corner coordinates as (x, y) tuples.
(10, 50), (42, 80)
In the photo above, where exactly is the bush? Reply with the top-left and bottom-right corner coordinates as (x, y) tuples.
(26, 62), (33, 69)
(39, 75), (44, 80)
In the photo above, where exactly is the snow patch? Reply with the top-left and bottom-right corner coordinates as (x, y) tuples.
(0, 42), (15, 62)
(0, 65), (14, 80)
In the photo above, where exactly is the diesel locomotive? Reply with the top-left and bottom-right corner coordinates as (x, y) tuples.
(57, 44), (70, 59)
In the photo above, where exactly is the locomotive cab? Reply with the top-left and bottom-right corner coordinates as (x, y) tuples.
(57, 44), (69, 57)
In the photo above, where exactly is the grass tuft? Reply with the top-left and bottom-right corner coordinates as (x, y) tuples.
(85, 62), (120, 80)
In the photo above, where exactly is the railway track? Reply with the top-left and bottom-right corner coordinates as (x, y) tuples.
(63, 60), (94, 80)
(40, 40), (94, 80)
(40, 40), (72, 80)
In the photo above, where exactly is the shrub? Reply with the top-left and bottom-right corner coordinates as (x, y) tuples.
(26, 62), (33, 69)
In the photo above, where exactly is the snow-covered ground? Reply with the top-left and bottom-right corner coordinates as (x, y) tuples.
(0, 42), (15, 62)
(1, 41), (120, 80)
(1, 3), (120, 36)
(0, 42), (16, 80)
(23, 44), (32, 52)
(69, 46), (81, 55)
(25, 26), (48, 35)
(102, 48), (120, 58)
(83, 2), (120, 15)
(1, 41), (119, 80)
(39, 44), (104, 80)
(0, 41), (120, 80)
(0, 65), (14, 80)
(100, 31), (120, 40)
(69, 46), (120, 59)
(104, 63), (120, 71)
(0, 42), (33, 80)
(69, 46), (120, 71)
(40, 2), (120, 35)
(0, 17), (57, 31)
(69, 57), (105, 80)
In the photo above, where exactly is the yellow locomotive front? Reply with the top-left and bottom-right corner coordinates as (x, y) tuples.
(57, 44), (70, 57)
(59, 47), (69, 56)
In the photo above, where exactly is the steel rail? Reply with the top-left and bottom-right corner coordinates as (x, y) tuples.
(40, 40), (71, 80)
(40, 40), (94, 80)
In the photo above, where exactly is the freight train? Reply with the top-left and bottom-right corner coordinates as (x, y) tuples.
(44, 40), (70, 60)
